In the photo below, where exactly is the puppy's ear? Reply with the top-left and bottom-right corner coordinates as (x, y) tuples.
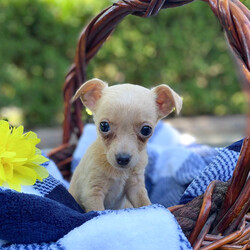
(71, 78), (108, 111)
(152, 84), (182, 119)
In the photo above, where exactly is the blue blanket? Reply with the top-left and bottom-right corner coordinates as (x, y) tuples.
(0, 122), (242, 249)
(0, 173), (191, 249)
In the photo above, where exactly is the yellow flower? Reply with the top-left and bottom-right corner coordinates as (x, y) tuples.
(0, 120), (49, 192)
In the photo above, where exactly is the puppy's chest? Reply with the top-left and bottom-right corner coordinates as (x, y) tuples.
(104, 176), (127, 209)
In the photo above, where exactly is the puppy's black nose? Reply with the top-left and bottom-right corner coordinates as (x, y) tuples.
(116, 153), (131, 166)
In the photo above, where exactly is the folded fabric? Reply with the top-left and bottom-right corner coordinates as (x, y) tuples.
(180, 139), (242, 204)
(0, 159), (191, 249)
(71, 123), (97, 172)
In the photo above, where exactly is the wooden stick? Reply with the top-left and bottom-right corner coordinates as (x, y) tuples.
(212, 177), (250, 235)
(201, 218), (246, 250)
(188, 181), (217, 245)
(193, 213), (217, 250)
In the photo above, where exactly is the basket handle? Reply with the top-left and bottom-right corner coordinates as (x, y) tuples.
(59, 1), (250, 247)
(62, 0), (249, 144)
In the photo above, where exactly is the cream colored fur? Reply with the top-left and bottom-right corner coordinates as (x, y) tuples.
(69, 78), (182, 212)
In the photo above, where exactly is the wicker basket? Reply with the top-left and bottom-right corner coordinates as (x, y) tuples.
(48, 0), (250, 249)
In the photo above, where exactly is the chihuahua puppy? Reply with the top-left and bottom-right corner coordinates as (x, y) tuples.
(69, 78), (182, 212)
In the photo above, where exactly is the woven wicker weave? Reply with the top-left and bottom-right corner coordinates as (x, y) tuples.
(48, 0), (250, 249)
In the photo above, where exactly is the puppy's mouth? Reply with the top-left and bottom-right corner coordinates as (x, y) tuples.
(114, 164), (131, 170)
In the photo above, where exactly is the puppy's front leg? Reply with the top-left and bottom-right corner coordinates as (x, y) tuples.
(83, 195), (105, 212)
(126, 186), (151, 208)
(126, 177), (151, 208)
(80, 187), (105, 212)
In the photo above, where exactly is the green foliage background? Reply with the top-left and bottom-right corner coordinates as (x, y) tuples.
(0, 0), (248, 126)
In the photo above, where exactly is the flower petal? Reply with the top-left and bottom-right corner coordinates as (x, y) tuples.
(32, 164), (49, 181)
(30, 154), (49, 165)
(10, 157), (28, 163)
(0, 151), (16, 158)
(13, 166), (37, 186)
(7, 177), (22, 192)
(11, 125), (24, 138)
(8, 140), (33, 158)
(24, 132), (40, 146)
(0, 120), (11, 147)
(0, 163), (6, 181)
(3, 161), (13, 180)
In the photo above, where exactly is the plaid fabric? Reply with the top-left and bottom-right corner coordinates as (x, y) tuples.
(0, 121), (242, 249)
(0, 159), (191, 250)
(180, 140), (241, 204)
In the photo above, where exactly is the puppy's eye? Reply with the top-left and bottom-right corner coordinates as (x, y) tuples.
(100, 121), (110, 133)
(140, 125), (152, 137)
